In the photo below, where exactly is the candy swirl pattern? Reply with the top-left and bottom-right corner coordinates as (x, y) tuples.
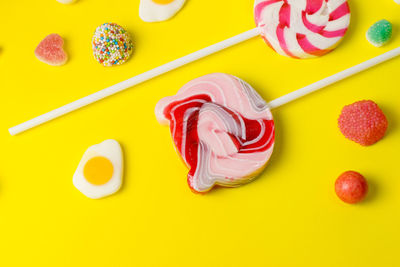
(155, 73), (275, 193)
(254, 0), (350, 59)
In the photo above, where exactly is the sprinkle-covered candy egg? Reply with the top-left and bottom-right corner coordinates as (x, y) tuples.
(73, 140), (123, 199)
(92, 23), (134, 67)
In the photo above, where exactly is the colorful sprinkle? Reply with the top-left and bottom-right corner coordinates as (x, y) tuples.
(92, 23), (133, 67)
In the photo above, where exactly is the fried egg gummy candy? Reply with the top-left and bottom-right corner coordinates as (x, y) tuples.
(73, 140), (123, 199)
(156, 73), (275, 193)
(56, 0), (76, 4)
(139, 0), (186, 22)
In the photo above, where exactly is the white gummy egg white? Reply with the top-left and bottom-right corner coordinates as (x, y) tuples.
(56, 0), (76, 4)
(73, 140), (123, 199)
(139, 0), (186, 22)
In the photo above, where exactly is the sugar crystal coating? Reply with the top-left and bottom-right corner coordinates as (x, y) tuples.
(34, 34), (67, 66)
(366, 19), (392, 47)
(92, 23), (133, 67)
(338, 100), (388, 146)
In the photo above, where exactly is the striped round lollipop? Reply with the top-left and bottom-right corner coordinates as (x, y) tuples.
(255, 0), (351, 58)
(155, 73), (275, 193)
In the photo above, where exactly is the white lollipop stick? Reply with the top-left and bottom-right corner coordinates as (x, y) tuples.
(9, 28), (260, 136)
(267, 47), (400, 109)
(9, 44), (400, 135)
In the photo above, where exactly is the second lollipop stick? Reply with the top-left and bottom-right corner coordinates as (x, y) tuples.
(268, 47), (400, 109)
(9, 28), (261, 136)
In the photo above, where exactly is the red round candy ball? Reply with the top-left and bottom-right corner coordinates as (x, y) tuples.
(335, 171), (368, 204)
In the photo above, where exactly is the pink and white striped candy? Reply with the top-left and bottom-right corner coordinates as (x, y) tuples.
(155, 73), (275, 193)
(254, 0), (351, 59)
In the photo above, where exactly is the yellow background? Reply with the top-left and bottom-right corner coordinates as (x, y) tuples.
(0, 0), (399, 266)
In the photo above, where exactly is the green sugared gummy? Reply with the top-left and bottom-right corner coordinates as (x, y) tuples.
(366, 19), (393, 47)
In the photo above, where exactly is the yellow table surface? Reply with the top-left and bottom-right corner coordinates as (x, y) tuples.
(0, 0), (399, 266)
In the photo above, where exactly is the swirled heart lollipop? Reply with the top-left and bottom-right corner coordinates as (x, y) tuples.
(156, 73), (275, 193)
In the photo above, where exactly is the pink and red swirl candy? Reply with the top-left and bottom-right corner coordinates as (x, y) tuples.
(254, 0), (351, 59)
(155, 73), (275, 193)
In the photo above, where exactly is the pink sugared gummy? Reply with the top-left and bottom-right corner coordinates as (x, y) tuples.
(338, 100), (388, 146)
(34, 34), (67, 66)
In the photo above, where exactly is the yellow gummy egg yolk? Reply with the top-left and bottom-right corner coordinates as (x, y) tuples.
(83, 156), (114, 185)
(152, 0), (175, 4)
